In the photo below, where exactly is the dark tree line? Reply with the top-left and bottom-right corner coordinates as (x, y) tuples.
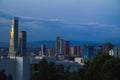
(0, 69), (12, 80)
(79, 53), (120, 80)
(31, 58), (80, 80)
(32, 54), (120, 80)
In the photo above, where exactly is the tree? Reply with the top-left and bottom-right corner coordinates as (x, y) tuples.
(48, 62), (57, 80)
(56, 64), (65, 80)
(38, 58), (48, 80)
(78, 61), (89, 80)
(32, 58), (80, 80)
(85, 53), (112, 80)
(7, 74), (12, 80)
(0, 69), (6, 80)
(102, 58), (120, 80)
(0, 69), (13, 80)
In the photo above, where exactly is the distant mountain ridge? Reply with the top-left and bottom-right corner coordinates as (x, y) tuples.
(1, 41), (120, 48)
(0, 41), (103, 48)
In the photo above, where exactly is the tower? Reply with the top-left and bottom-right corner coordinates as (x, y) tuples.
(64, 40), (70, 55)
(41, 44), (46, 56)
(9, 17), (18, 56)
(18, 31), (27, 56)
(56, 36), (61, 55)
(56, 36), (64, 55)
(60, 39), (64, 54)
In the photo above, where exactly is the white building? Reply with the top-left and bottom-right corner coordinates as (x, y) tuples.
(109, 47), (120, 58)
(56, 60), (81, 72)
(0, 57), (30, 80)
(74, 57), (84, 66)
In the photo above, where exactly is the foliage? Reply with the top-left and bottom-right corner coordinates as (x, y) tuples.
(102, 58), (120, 80)
(0, 69), (6, 80)
(32, 54), (120, 80)
(78, 53), (120, 80)
(85, 53), (112, 80)
(7, 74), (12, 80)
(0, 69), (12, 80)
(31, 58), (80, 80)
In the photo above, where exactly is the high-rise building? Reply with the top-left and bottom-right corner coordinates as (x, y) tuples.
(60, 39), (64, 54)
(56, 36), (64, 55)
(83, 45), (94, 60)
(9, 17), (18, 56)
(109, 47), (120, 58)
(70, 46), (80, 56)
(41, 44), (46, 56)
(47, 48), (55, 57)
(64, 41), (70, 55)
(56, 36), (60, 55)
(103, 42), (114, 54)
(18, 31), (27, 56)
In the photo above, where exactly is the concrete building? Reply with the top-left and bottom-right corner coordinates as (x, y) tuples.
(83, 45), (94, 60)
(47, 48), (55, 57)
(70, 46), (80, 56)
(9, 17), (19, 56)
(41, 44), (46, 56)
(103, 42), (114, 54)
(60, 39), (64, 55)
(64, 40), (70, 56)
(56, 60), (81, 72)
(74, 57), (84, 66)
(56, 36), (61, 55)
(0, 57), (30, 80)
(56, 37), (64, 55)
(109, 47), (120, 58)
(18, 31), (27, 56)
(109, 49), (114, 56)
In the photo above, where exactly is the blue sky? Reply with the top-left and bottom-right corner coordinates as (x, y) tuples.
(0, 0), (120, 43)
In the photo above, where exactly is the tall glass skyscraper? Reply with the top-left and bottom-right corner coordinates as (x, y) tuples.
(18, 31), (27, 56)
(56, 36), (64, 55)
(56, 36), (61, 55)
(9, 17), (18, 56)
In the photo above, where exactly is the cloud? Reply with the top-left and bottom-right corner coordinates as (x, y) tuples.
(20, 16), (61, 22)
(17, 17), (120, 42)
(0, 11), (120, 43)
(0, 17), (11, 24)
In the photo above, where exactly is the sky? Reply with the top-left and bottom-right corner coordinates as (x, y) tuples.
(0, 0), (120, 43)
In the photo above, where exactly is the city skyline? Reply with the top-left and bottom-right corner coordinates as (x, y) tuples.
(0, 0), (120, 43)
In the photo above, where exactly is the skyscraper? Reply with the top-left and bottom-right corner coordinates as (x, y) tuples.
(56, 36), (64, 55)
(83, 45), (94, 60)
(64, 40), (70, 55)
(41, 44), (46, 56)
(56, 36), (61, 55)
(103, 42), (114, 54)
(70, 46), (80, 56)
(9, 17), (18, 56)
(60, 39), (64, 54)
(18, 31), (27, 56)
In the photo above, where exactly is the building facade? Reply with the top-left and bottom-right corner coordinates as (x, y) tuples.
(83, 45), (94, 60)
(64, 41), (70, 56)
(9, 17), (19, 56)
(70, 46), (80, 56)
(109, 47), (120, 58)
(56, 37), (64, 55)
(18, 31), (27, 56)
(103, 42), (114, 54)
(41, 44), (46, 56)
